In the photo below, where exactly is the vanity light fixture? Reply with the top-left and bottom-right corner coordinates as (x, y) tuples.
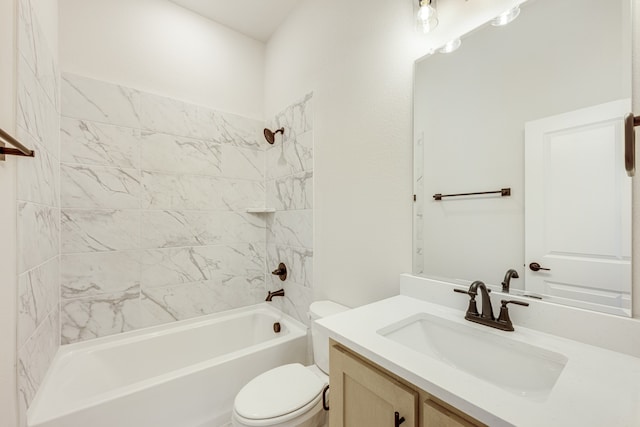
(491, 6), (521, 27)
(439, 38), (462, 54)
(416, 0), (439, 33)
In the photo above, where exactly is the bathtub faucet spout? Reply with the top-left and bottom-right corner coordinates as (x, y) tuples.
(266, 289), (285, 301)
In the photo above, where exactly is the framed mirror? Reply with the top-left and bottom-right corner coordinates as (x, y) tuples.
(413, 0), (633, 316)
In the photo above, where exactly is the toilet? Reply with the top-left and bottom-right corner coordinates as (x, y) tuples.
(231, 301), (349, 427)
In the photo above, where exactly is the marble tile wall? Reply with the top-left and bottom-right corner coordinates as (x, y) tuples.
(265, 94), (315, 325)
(60, 73), (268, 343)
(15, 0), (61, 425)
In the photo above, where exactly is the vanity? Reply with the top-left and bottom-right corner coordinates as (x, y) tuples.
(317, 275), (640, 427)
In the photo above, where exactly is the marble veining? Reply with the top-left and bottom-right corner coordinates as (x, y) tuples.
(266, 131), (313, 180)
(16, 128), (59, 207)
(140, 211), (265, 249)
(141, 172), (265, 211)
(61, 117), (140, 168)
(61, 251), (141, 298)
(221, 145), (264, 180)
(140, 131), (222, 176)
(18, 309), (59, 425)
(61, 209), (140, 253)
(139, 92), (203, 139)
(17, 258), (59, 349)
(61, 74), (141, 128)
(61, 291), (140, 344)
(267, 171), (313, 211)
(221, 179), (266, 211)
(17, 0), (37, 80)
(17, 55), (60, 157)
(17, 202), (60, 274)
(270, 92), (313, 144)
(61, 164), (141, 209)
(203, 108), (263, 150)
(18, 0), (59, 111)
(267, 210), (313, 250)
(141, 171), (225, 211)
(140, 277), (265, 327)
(140, 243), (264, 289)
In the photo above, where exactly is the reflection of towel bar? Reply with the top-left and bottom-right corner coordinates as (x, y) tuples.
(624, 113), (639, 177)
(0, 127), (35, 161)
(433, 188), (511, 201)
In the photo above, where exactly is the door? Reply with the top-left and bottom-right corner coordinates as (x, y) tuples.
(330, 343), (417, 427)
(525, 99), (632, 315)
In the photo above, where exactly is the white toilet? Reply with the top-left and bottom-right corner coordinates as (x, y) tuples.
(231, 301), (348, 427)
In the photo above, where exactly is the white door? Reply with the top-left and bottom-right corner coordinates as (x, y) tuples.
(525, 99), (632, 316)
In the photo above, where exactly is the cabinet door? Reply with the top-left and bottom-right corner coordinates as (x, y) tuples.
(330, 344), (418, 427)
(423, 399), (479, 427)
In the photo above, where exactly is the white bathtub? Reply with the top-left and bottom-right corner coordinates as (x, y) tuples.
(27, 304), (308, 427)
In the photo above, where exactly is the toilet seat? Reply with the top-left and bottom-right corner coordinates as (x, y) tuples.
(233, 363), (327, 426)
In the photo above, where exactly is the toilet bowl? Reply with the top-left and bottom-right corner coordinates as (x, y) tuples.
(231, 301), (348, 427)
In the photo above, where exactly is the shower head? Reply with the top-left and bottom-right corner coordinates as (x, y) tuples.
(263, 127), (284, 144)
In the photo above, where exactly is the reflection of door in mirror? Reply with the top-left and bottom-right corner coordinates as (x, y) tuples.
(412, 0), (632, 316)
(525, 100), (632, 316)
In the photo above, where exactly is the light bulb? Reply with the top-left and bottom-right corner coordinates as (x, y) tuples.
(416, 0), (438, 33)
(492, 6), (521, 26)
(439, 38), (461, 54)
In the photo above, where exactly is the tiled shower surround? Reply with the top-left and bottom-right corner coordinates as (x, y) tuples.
(16, 0), (61, 423)
(59, 73), (314, 342)
(265, 94), (314, 324)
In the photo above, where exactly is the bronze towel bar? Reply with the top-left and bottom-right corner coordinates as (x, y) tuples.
(433, 188), (511, 201)
(0, 127), (35, 161)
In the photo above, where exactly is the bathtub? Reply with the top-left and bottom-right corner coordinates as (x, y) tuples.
(27, 304), (308, 427)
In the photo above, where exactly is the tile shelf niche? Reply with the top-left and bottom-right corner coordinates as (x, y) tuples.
(246, 208), (276, 213)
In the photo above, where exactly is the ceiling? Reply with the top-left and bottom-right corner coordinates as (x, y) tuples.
(169, 0), (302, 42)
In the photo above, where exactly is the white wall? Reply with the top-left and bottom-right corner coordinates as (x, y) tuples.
(0, 0), (18, 423)
(59, 0), (265, 120)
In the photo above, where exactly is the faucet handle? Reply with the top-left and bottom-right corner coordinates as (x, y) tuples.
(497, 299), (529, 331)
(453, 287), (491, 296)
(453, 288), (479, 315)
(502, 299), (529, 307)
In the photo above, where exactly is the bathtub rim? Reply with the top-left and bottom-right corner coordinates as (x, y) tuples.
(27, 303), (308, 426)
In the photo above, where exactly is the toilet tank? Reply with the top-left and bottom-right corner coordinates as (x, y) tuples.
(309, 301), (349, 373)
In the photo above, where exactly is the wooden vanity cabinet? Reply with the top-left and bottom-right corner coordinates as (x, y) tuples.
(329, 341), (486, 427)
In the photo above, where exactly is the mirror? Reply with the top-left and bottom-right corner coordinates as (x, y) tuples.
(413, 0), (632, 316)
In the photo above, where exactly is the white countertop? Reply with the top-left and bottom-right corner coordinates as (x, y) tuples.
(317, 294), (640, 427)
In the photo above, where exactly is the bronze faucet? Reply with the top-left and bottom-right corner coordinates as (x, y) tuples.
(501, 269), (519, 293)
(265, 289), (285, 301)
(454, 280), (529, 331)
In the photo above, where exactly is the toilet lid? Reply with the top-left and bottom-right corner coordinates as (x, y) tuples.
(234, 363), (326, 420)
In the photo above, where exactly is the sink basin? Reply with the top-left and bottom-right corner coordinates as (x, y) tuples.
(378, 313), (567, 400)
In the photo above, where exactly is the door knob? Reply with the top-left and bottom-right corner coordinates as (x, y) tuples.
(529, 262), (550, 272)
